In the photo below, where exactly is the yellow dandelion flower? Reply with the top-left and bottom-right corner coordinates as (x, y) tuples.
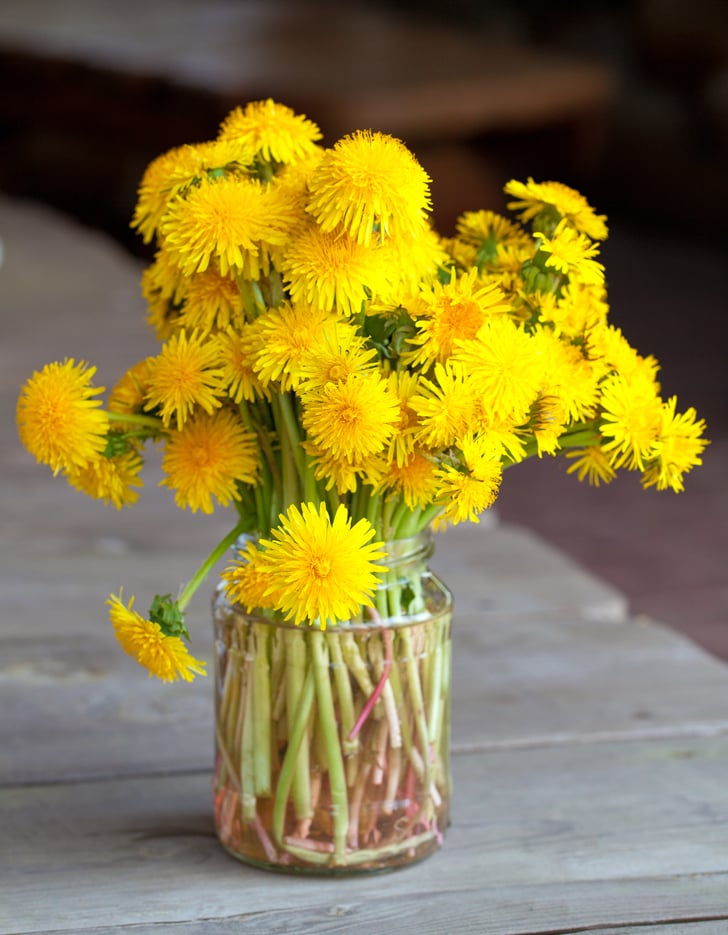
(383, 450), (440, 509)
(459, 433), (507, 480)
(307, 130), (431, 246)
(641, 397), (709, 492)
(409, 269), (510, 367)
(535, 220), (605, 286)
(410, 361), (476, 449)
(377, 225), (448, 298)
(214, 325), (267, 403)
(281, 223), (392, 316)
(108, 592), (207, 683)
(250, 303), (342, 391)
(301, 372), (400, 463)
(108, 358), (154, 415)
(599, 372), (663, 471)
(222, 538), (281, 613)
(435, 461), (501, 525)
(453, 316), (543, 424)
(565, 444), (616, 486)
(161, 408), (259, 514)
(218, 99), (322, 165)
(387, 370), (422, 466)
(529, 393), (569, 456)
(504, 177), (608, 241)
(145, 329), (225, 430)
(66, 448), (144, 508)
(177, 266), (244, 336)
(545, 280), (609, 338)
(455, 208), (527, 247)
(131, 140), (254, 244)
(142, 246), (187, 307)
(131, 144), (194, 245)
(303, 441), (387, 494)
(587, 324), (660, 384)
(296, 319), (379, 391)
(161, 176), (291, 278)
(530, 326), (600, 424)
(471, 415), (527, 464)
(257, 502), (387, 627)
(17, 359), (109, 474)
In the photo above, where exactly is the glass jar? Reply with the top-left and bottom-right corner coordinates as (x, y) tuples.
(211, 531), (453, 874)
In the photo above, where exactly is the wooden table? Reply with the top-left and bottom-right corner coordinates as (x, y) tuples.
(3, 198), (728, 933)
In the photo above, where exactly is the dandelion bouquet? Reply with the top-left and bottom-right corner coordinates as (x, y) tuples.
(17, 99), (708, 871)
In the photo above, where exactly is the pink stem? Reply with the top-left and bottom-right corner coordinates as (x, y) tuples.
(252, 813), (278, 863)
(348, 625), (393, 742)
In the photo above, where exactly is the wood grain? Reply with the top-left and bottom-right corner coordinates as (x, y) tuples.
(2, 736), (728, 933)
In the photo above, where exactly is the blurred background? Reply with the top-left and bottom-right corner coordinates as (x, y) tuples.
(1, 0), (726, 656)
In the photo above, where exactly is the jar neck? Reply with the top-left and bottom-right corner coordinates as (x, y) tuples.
(380, 530), (434, 571)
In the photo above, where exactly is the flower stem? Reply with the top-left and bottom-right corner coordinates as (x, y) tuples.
(311, 631), (349, 861)
(177, 520), (250, 614)
(252, 623), (272, 797)
(107, 411), (163, 432)
(284, 629), (313, 822)
(273, 663), (315, 847)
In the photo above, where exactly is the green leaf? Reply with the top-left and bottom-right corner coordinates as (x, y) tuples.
(149, 594), (190, 640)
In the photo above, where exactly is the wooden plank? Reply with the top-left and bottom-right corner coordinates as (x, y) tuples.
(8, 892), (728, 935)
(452, 610), (728, 751)
(4, 605), (728, 785)
(596, 927), (728, 935)
(2, 737), (728, 933)
(433, 523), (627, 621)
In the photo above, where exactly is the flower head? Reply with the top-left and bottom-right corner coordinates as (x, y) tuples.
(218, 99), (322, 166)
(505, 177), (608, 240)
(257, 502), (387, 627)
(161, 408), (259, 513)
(408, 269), (509, 367)
(452, 317), (543, 425)
(306, 131), (431, 246)
(382, 450), (440, 509)
(565, 444), (617, 486)
(161, 176), (293, 278)
(435, 459), (501, 525)
(108, 592), (207, 682)
(177, 266), (245, 336)
(131, 140), (254, 244)
(250, 303), (341, 391)
(221, 538), (280, 613)
(66, 448), (144, 508)
(534, 220), (605, 286)
(641, 397), (709, 492)
(301, 372), (400, 463)
(281, 223), (392, 315)
(17, 359), (109, 474)
(145, 329), (225, 430)
(599, 371), (663, 471)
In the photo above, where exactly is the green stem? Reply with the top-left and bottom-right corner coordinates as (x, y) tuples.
(276, 392), (307, 481)
(271, 394), (302, 508)
(311, 631), (349, 860)
(284, 629), (312, 821)
(272, 664), (315, 846)
(400, 627), (433, 810)
(328, 633), (359, 754)
(241, 644), (257, 822)
(177, 520), (250, 613)
(252, 623), (272, 797)
(107, 411), (164, 432)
